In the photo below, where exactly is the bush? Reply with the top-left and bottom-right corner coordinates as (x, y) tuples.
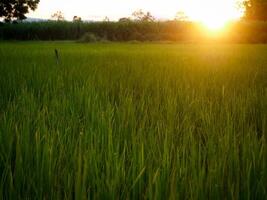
(78, 32), (98, 43)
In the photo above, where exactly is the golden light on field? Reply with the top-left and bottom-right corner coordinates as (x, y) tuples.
(181, 0), (243, 30)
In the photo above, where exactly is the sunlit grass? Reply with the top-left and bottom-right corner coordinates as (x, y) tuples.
(0, 42), (266, 199)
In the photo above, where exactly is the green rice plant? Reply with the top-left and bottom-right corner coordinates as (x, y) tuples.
(0, 42), (266, 199)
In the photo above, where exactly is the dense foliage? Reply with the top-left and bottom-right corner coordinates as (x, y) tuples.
(244, 0), (267, 21)
(0, 43), (266, 199)
(0, 0), (40, 22)
(1, 20), (267, 43)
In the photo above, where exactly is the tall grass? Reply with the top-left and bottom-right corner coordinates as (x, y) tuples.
(0, 42), (266, 199)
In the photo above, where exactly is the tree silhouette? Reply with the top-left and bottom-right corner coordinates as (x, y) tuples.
(0, 0), (40, 22)
(73, 16), (82, 22)
(103, 16), (110, 22)
(51, 11), (65, 21)
(244, 0), (267, 20)
(118, 17), (131, 23)
(175, 11), (189, 21)
(132, 9), (155, 22)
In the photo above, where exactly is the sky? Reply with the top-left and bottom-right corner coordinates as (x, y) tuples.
(27, 0), (243, 22)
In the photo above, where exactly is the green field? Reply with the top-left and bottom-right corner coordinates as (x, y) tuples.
(0, 42), (266, 199)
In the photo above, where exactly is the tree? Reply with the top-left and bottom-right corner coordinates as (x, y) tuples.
(132, 9), (155, 22)
(51, 11), (65, 21)
(103, 16), (110, 22)
(244, 0), (267, 20)
(142, 12), (155, 22)
(175, 11), (189, 21)
(118, 17), (131, 23)
(0, 0), (40, 22)
(73, 16), (82, 22)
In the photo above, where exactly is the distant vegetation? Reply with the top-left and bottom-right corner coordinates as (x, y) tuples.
(1, 0), (267, 43)
(1, 20), (267, 43)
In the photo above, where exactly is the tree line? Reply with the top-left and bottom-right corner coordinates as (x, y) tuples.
(1, 0), (267, 43)
(1, 20), (267, 43)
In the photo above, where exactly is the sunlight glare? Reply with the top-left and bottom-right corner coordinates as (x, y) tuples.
(180, 0), (242, 30)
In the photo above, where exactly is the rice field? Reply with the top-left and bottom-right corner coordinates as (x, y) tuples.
(0, 42), (266, 199)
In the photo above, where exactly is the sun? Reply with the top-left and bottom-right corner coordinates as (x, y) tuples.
(203, 20), (227, 31)
(180, 0), (243, 30)
(199, 12), (232, 31)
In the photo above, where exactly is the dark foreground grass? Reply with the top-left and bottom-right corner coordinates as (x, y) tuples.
(0, 42), (266, 199)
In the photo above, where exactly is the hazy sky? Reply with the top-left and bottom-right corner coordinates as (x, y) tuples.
(28, 0), (242, 21)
